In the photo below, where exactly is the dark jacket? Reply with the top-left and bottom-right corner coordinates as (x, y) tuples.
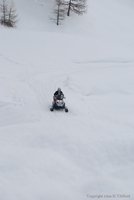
(54, 90), (64, 97)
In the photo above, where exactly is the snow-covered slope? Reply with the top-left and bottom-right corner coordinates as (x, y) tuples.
(0, 0), (134, 200)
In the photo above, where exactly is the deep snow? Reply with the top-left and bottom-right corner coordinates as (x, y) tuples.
(0, 0), (134, 199)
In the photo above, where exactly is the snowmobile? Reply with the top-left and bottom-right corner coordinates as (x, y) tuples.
(50, 95), (68, 112)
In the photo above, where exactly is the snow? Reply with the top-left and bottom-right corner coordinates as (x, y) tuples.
(0, 0), (134, 199)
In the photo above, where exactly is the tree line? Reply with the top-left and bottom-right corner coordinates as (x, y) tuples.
(0, 0), (87, 28)
(52, 0), (87, 25)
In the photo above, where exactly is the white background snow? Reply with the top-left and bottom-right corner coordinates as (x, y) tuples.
(0, 0), (134, 199)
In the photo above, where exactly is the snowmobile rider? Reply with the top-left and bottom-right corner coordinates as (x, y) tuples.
(53, 87), (64, 101)
(50, 87), (68, 111)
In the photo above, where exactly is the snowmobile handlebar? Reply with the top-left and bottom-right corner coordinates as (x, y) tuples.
(53, 95), (66, 100)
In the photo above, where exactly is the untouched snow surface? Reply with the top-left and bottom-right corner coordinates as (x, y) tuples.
(0, 0), (134, 199)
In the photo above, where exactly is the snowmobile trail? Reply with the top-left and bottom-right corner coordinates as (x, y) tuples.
(28, 74), (57, 116)
(25, 68), (71, 119)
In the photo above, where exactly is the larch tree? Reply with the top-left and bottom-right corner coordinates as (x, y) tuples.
(0, 0), (18, 27)
(67, 0), (87, 17)
(7, 0), (18, 27)
(0, 0), (8, 25)
(52, 0), (66, 25)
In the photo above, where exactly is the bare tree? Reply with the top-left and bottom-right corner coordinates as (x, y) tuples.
(7, 0), (18, 27)
(52, 0), (66, 25)
(0, 0), (8, 25)
(67, 0), (87, 16)
(0, 0), (18, 27)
